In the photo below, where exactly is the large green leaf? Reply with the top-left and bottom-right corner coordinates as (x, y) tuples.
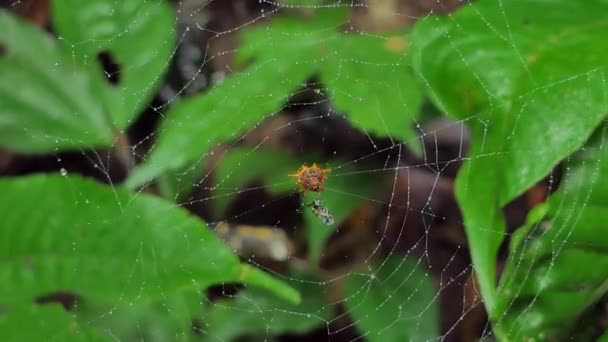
(0, 174), (298, 306)
(494, 127), (608, 340)
(345, 256), (439, 341)
(51, 0), (175, 129)
(0, 11), (113, 153)
(0, 304), (108, 341)
(202, 270), (332, 341)
(320, 34), (422, 153)
(411, 0), (608, 312)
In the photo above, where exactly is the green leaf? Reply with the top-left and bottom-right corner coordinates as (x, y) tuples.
(345, 256), (439, 341)
(76, 290), (203, 342)
(320, 34), (423, 153)
(303, 163), (383, 264)
(0, 11), (113, 153)
(126, 57), (317, 189)
(494, 127), (608, 340)
(0, 174), (299, 307)
(241, 12), (423, 151)
(127, 10), (425, 188)
(125, 11), (348, 189)
(411, 0), (608, 312)
(600, 330), (608, 342)
(0, 304), (109, 341)
(202, 269), (332, 340)
(235, 11), (344, 65)
(51, 0), (175, 129)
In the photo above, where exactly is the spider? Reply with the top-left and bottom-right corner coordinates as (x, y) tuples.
(308, 199), (334, 225)
(289, 163), (331, 192)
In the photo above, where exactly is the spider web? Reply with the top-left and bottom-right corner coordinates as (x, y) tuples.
(4, 0), (606, 341)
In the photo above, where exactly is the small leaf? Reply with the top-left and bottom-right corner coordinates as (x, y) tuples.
(0, 304), (109, 341)
(345, 256), (439, 341)
(0, 11), (113, 153)
(321, 34), (423, 153)
(51, 0), (175, 129)
(0, 174), (299, 306)
(202, 269), (331, 341)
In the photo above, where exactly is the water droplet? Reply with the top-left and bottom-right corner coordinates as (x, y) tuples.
(60, 168), (68, 176)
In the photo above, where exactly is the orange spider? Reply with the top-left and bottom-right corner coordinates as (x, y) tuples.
(289, 163), (331, 192)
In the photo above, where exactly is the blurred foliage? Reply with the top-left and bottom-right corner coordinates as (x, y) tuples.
(0, 174), (299, 304)
(411, 0), (608, 323)
(127, 8), (422, 188)
(212, 146), (385, 264)
(0, 11), (113, 152)
(0, 0), (173, 153)
(77, 289), (204, 342)
(202, 269), (332, 340)
(0, 305), (109, 341)
(301, 163), (384, 264)
(494, 127), (608, 340)
(345, 256), (439, 341)
(212, 147), (307, 217)
(51, 0), (175, 129)
(2, 0), (608, 340)
(0, 174), (298, 339)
